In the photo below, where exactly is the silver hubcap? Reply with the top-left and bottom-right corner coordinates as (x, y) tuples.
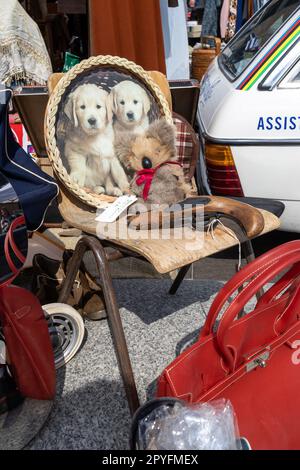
(48, 314), (79, 363)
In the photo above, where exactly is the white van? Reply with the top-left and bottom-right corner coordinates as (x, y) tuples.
(198, 0), (300, 232)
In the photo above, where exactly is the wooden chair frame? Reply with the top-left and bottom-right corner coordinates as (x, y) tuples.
(45, 70), (280, 416)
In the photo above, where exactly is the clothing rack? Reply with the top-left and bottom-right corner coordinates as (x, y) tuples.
(194, 0), (269, 41)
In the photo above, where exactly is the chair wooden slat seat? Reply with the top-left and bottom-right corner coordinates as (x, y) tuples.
(58, 185), (280, 274)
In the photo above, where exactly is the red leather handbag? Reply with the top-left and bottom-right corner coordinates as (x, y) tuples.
(1, 215), (26, 286)
(4, 215), (26, 278)
(0, 285), (55, 400)
(157, 240), (300, 450)
(0, 215), (55, 400)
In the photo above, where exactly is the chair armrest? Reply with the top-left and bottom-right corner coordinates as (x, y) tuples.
(227, 197), (285, 218)
(129, 196), (266, 239)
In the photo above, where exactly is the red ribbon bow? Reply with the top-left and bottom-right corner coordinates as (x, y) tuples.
(135, 161), (183, 201)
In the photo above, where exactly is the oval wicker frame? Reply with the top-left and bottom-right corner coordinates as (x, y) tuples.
(45, 55), (173, 208)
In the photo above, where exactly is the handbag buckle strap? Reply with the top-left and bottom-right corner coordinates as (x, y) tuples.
(246, 349), (270, 373)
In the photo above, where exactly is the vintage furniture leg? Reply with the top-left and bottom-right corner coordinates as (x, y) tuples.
(58, 235), (140, 415)
(242, 239), (255, 264)
(241, 239), (264, 301)
(169, 264), (192, 295)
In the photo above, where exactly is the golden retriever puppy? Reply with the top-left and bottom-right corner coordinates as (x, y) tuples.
(109, 80), (151, 135)
(64, 83), (129, 196)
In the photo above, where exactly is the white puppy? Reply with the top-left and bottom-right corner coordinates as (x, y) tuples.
(109, 80), (151, 134)
(64, 83), (129, 196)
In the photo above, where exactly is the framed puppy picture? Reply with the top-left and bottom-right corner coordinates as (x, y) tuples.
(45, 55), (173, 208)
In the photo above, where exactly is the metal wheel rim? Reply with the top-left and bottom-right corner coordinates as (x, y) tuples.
(48, 313), (80, 363)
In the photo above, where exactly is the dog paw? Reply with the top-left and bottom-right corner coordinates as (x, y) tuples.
(107, 187), (123, 197)
(94, 186), (105, 194)
(70, 172), (85, 186)
(120, 184), (130, 194)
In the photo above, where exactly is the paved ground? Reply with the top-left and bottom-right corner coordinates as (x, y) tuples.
(28, 279), (221, 450)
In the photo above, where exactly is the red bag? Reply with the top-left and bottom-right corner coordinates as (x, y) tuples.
(4, 216), (26, 273)
(0, 215), (55, 400)
(0, 285), (56, 400)
(157, 240), (300, 450)
(1, 215), (26, 285)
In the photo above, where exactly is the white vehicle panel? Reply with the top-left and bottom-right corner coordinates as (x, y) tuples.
(232, 146), (300, 201)
(198, 2), (300, 231)
(201, 84), (300, 142)
(273, 200), (300, 233)
(198, 61), (232, 131)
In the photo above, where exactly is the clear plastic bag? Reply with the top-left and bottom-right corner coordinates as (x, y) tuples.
(137, 399), (241, 450)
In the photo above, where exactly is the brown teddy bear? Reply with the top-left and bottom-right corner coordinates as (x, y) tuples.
(115, 119), (190, 205)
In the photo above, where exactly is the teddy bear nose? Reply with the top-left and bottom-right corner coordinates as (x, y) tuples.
(142, 157), (152, 169)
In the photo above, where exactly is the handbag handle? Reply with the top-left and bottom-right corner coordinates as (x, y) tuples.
(3, 215), (26, 280)
(255, 261), (300, 309)
(216, 250), (300, 371)
(199, 240), (300, 339)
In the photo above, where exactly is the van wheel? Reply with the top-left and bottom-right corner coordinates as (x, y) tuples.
(43, 303), (85, 369)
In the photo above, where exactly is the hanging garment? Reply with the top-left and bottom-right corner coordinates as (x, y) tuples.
(220, 0), (230, 39)
(248, 0), (254, 18)
(226, 0), (238, 41)
(242, 0), (248, 23)
(236, 0), (244, 33)
(0, 0), (52, 86)
(160, 0), (190, 80)
(202, 0), (220, 37)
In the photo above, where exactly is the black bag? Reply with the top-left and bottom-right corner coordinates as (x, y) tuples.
(0, 363), (24, 416)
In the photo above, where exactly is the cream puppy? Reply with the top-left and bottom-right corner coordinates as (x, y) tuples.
(109, 80), (151, 135)
(64, 83), (129, 196)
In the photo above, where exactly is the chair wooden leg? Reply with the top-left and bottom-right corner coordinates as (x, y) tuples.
(242, 239), (255, 265)
(169, 263), (192, 295)
(58, 235), (140, 416)
(241, 239), (264, 302)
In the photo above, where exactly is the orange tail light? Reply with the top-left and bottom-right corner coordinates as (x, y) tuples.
(204, 143), (244, 197)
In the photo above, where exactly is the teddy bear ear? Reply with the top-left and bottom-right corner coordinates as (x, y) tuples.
(146, 119), (176, 147)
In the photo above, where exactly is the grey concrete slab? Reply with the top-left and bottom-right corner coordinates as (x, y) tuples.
(27, 279), (222, 450)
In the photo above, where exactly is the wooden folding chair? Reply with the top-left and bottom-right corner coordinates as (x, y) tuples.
(46, 71), (280, 415)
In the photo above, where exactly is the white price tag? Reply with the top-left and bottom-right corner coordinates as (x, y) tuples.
(95, 195), (137, 223)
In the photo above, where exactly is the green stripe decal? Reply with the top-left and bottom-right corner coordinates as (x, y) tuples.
(243, 25), (300, 90)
